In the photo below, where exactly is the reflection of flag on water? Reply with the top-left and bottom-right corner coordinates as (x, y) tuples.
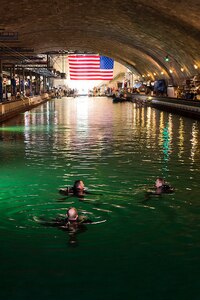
(68, 55), (114, 80)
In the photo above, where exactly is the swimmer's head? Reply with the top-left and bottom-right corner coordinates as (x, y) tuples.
(66, 207), (78, 221)
(73, 180), (85, 191)
(155, 177), (165, 188)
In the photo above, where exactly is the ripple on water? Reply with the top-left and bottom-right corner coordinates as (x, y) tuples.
(0, 198), (109, 243)
(1, 97), (200, 295)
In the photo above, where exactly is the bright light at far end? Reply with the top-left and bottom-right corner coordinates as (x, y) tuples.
(68, 80), (101, 95)
(194, 64), (198, 69)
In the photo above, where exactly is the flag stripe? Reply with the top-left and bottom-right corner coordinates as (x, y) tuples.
(70, 78), (113, 80)
(69, 63), (99, 66)
(69, 55), (99, 58)
(69, 66), (100, 70)
(68, 59), (100, 63)
(68, 54), (114, 81)
(70, 70), (113, 74)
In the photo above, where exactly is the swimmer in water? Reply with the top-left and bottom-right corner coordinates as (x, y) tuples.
(42, 207), (92, 227)
(59, 180), (102, 200)
(65, 207), (92, 225)
(144, 177), (174, 200)
(37, 207), (92, 246)
(59, 180), (88, 196)
(154, 177), (174, 195)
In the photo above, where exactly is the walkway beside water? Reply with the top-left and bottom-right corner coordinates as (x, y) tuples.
(1, 93), (200, 124)
(131, 93), (200, 119)
(0, 92), (54, 123)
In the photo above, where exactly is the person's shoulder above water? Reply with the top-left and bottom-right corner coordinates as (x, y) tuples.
(66, 207), (92, 225)
(36, 207), (92, 229)
(59, 180), (103, 198)
(155, 177), (174, 194)
(145, 177), (174, 199)
(58, 207), (92, 228)
(59, 180), (88, 196)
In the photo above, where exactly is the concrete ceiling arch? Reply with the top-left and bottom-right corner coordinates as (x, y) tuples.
(0, 0), (199, 84)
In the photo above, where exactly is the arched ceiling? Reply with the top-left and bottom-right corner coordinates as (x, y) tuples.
(0, 0), (200, 83)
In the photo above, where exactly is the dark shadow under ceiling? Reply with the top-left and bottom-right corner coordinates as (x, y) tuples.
(0, 0), (200, 83)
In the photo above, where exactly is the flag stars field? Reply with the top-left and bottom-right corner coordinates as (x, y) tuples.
(68, 54), (114, 80)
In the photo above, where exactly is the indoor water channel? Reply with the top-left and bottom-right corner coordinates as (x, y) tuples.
(0, 96), (200, 299)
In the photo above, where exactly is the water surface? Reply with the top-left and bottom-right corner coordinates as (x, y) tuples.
(0, 97), (200, 299)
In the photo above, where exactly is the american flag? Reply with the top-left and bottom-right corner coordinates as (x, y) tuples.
(68, 55), (114, 80)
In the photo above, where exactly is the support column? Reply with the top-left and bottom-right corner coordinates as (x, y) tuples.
(36, 75), (40, 95)
(46, 76), (49, 92)
(47, 54), (50, 69)
(11, 64), (16, 98)
(18, 68), (21, 93)
(43, 76), (46, 93)
(30, 70), (32, 96)
(0, 59), (3, 102)
(21, 67), (25, 96)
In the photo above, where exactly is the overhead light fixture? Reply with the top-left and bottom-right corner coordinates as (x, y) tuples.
(194, 64), (198, 69)
(169, 69), (173, 73)
(181, 68), (184, 72)
(165, 55), (169, 62)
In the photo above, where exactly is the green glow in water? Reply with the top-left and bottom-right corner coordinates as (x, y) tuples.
(0, 125), (51, 132)
(0, 98), (200, 300)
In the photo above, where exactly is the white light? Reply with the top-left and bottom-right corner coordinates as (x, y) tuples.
(194, 64), (198, 69)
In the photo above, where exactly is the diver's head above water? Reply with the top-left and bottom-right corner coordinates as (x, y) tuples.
(155, 177), (165, 188)
(73, 180), (85, 191)
(66, 207), (79, 222)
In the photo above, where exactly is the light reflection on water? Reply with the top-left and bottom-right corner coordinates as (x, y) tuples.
(0, 97), (200, 299)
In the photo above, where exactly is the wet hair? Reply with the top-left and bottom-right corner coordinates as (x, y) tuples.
(156, 177), (165, 183)
(73, 180), (84, 190)
(155, 177), (165, 188)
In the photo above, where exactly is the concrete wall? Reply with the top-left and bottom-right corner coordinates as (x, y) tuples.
(0, 93), (51, 123)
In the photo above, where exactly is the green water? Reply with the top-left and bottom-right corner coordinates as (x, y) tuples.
(0, 97), (200, 299)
